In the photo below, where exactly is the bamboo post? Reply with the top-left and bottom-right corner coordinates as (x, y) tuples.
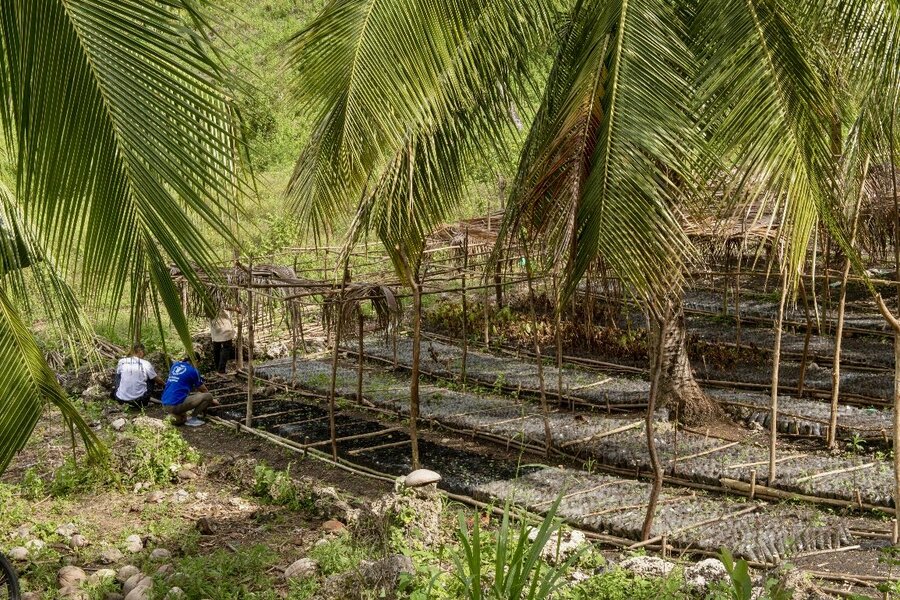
(483, 270), (491, 346)
(829, 158), (868, 447)
(523, 241), (552, 456)
(734, 252), (742, 348)
(554, 274), (564, 409)
(245, 257), (255, 428)
(410, 273), (423, 469)
(290, 301), (298, 383)
(797, 278), (813, 396)
(329, 263), (350, 461)
(768, 275), (789, 485)
(357, 308), (365, 401)
(891, 116), (900, 545)
(641, 308), (667, 541)
(460, 228), (469, 389)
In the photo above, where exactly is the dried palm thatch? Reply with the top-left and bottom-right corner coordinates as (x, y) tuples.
(323, 282), (402, 341)
(857, 163), (900, 262)
(427, 210), (505, 257)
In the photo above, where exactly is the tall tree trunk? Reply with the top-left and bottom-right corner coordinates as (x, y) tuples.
(652, 298), (725, 425)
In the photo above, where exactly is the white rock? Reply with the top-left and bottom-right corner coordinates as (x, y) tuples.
(81, 384), (108, 402)
(145, 490), (166, 503)
(122, 573), (147, 595)
(58, 565), (88, 588)
(124, 534), (144, 553)
(11, 525), (31, 539)
(56, 523), (78, 537)
(150, 548), (172, 560)
(528, 528), (587, 564)
(171, 489), (190, 503)
(8, 546), (28, 560)
(100, 547), (125, 564)
(685, 558), (729, 590)
(89, 569), (117, 584)
(131, 416), (166, 430)
(25, 539), (45, 551)
(284, 558), (318, 580)
(619, 555), (676, 579)
(165, 588), (185, 599)
(69, 534), (88, 549)
(116, 565), (141, 583)
(111, 418), (127, 431)
(403, 469), (441, 488)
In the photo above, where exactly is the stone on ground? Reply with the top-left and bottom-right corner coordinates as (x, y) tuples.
(69, 534), (88, 549)
(403, 469), (441, 488)
(122, 572), (147, 595)
(111, 418), (128, 431)
(165, 588), (185, 599)
(124, 534), (144, 553)
(527, 527), (586, 564)
(58, 565), (88, 588)
(56, 523), (78, 537)
(100, 547), (125, 564)
(149, 548), (172, 560)
(685, 558), (728, 590)
(116, 565), (140, 583)
(320, 520), (345, 533)
(8, 546), (28, 560)
(284, 558), (318, 580)
(131, 416), (166, 431)
(196, 517), (216, 535)
(123, 576), (152, 600)
(89, 569), (117, 584)
(619, 556), (676, 579)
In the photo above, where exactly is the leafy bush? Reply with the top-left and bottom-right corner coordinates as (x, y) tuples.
(117, 422), (199, 486)
(252, 463), (316, 512)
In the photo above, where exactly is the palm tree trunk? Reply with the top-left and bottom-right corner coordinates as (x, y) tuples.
(642, 309), (667, 541)
(768, 275), (789, 485)
(653, 298), (724, 425)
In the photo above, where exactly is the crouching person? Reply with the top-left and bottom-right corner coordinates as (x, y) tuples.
(161, 358), (218, 426)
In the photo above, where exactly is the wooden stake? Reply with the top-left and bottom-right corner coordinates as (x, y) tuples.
(769, 276), (789, 485)
(749, 469), (757, 500)
(245, 257), (255, 428)
(460, 228), (469, 390)
(797, 278), (813, 396)
(523, 241), (552, 457)
(642, 309), (667, 541)
(357, 309), (364, 401)
(410, 273), (423, 469)
(329, 263), (350, 461)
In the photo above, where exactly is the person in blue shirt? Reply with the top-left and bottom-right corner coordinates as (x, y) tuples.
(161, 358), (218, 426)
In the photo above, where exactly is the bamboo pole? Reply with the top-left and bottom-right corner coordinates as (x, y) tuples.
(460, 228), (469, 389)
(329, 264), (350, 461)
(891, 113), (900, 545)
(410, 272), (423, 469)
(796, 278), (813, 396)
(829, 158), (868, 447)
(357, 308), (365, 402)
(245, 257), (255, 428)
(735, 252), (742, 348)
(523, 242), (552, 457)
(769, 275), (789, 485)
(642, 309), (667, 541)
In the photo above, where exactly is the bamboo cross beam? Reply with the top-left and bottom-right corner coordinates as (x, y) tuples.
(673, 441), (741, 464)
(347, 439), (412, 456)
(559, 421), (643, 449)
(724, 454), (808, 470)
(629, 504), (760, 550)
(794, 462), (876, 484)
(294, 426), (404, 450)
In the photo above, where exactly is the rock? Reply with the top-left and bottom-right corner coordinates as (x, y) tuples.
(284, 558), (318, 580)
(156, 564), (174, 576)
(528, 527), (586, 564)
(124, 534), (144, 553)
(145, 490), (166, 503)
(358, 554), (415, 588)
(123, 577), (152, 600)
(89, 569), (117, 584)
(105, 595), (125, 600)
(8, 546), (28, 560)
(149, 548), (172, 560)
(685, 558), (729, 590)
(58, 565), (88, 588)
(171, 489), (190, 503)
(176, 468), (197, 482)
(111, 418), (128, 431)
(320, 520), (345, 533)
(123, 572), (147, 595)
(131, 416), (166, 431)
(165, 588), (185, 599)
(69, 534), (88, 549)
(82, 384), (108, 402)
(11, 525), (31, 539)
(25, 539), (45, 551)
(59, 587), (89, 599)
(56, 523), (78, 537)
(403, 469), (441, 488)
(21, 592), (41, 600)
(100, 547), (125, 564)
(116, 565), (140, 583)
(195, 518), (216, 535)
(619, 556), (675, 579)
(369, 487), (445, 549)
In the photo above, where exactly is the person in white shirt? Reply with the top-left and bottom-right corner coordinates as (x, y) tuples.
(114, 343), (164, 408)
(209, 309), (236, 373)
